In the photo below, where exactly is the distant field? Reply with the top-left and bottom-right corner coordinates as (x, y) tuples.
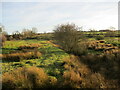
(104, 37), (120, 47)
(88, 37), (120, 46)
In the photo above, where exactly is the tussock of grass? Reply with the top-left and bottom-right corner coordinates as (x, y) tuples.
(1, 51), (42, 62)
(2, 66), (58, 89)
(63, 70), (82, 88)
(18, 43), (41, 50)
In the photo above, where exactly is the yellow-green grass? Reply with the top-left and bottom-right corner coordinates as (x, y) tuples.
(2, 40), (69, 79)
(2, 40), (46, 54)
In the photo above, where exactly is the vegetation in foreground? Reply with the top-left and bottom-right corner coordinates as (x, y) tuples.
(0, 24), (120, 89)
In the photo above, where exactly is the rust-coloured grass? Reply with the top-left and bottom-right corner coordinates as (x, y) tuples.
(18, 43), (41, 50)
(1, 51), (42, 62)
(2, 66), (58, 89)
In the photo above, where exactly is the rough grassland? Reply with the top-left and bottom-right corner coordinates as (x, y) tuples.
(2, 40), (68, 78)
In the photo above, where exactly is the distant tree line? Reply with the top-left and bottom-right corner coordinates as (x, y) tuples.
(5, 27), (38, 41)
(0, 23), (119, 48)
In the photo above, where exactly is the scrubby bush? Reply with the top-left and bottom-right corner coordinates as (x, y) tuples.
(54, 23), (87, 55)
(54, 23), (79, 52)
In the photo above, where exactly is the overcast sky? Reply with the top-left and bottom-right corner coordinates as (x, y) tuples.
(0, 0), (119, 34)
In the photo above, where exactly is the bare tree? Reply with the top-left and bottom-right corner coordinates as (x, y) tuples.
(0, 25), (7, 47)
(54, 23), (87, 55)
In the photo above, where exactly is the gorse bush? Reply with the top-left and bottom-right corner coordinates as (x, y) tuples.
(54, 23), (87, 55)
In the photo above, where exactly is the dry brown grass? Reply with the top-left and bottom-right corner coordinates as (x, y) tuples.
(63, 70), (82, 88)
(87, 40), (119, 53)
(1, 51), (42, 62)
(2, 66), (58, 89)
(62, 55), (90, 88)
(18, 43), (41, 50)
(63, 55), (90, 74)
(46, 40), (60, 48)
(104, 48), (120, 54)
(62, 54), (120, 88)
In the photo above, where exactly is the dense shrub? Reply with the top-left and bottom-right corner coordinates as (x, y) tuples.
(54, 23), (87, 55)
(54, 24), (79, 51)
